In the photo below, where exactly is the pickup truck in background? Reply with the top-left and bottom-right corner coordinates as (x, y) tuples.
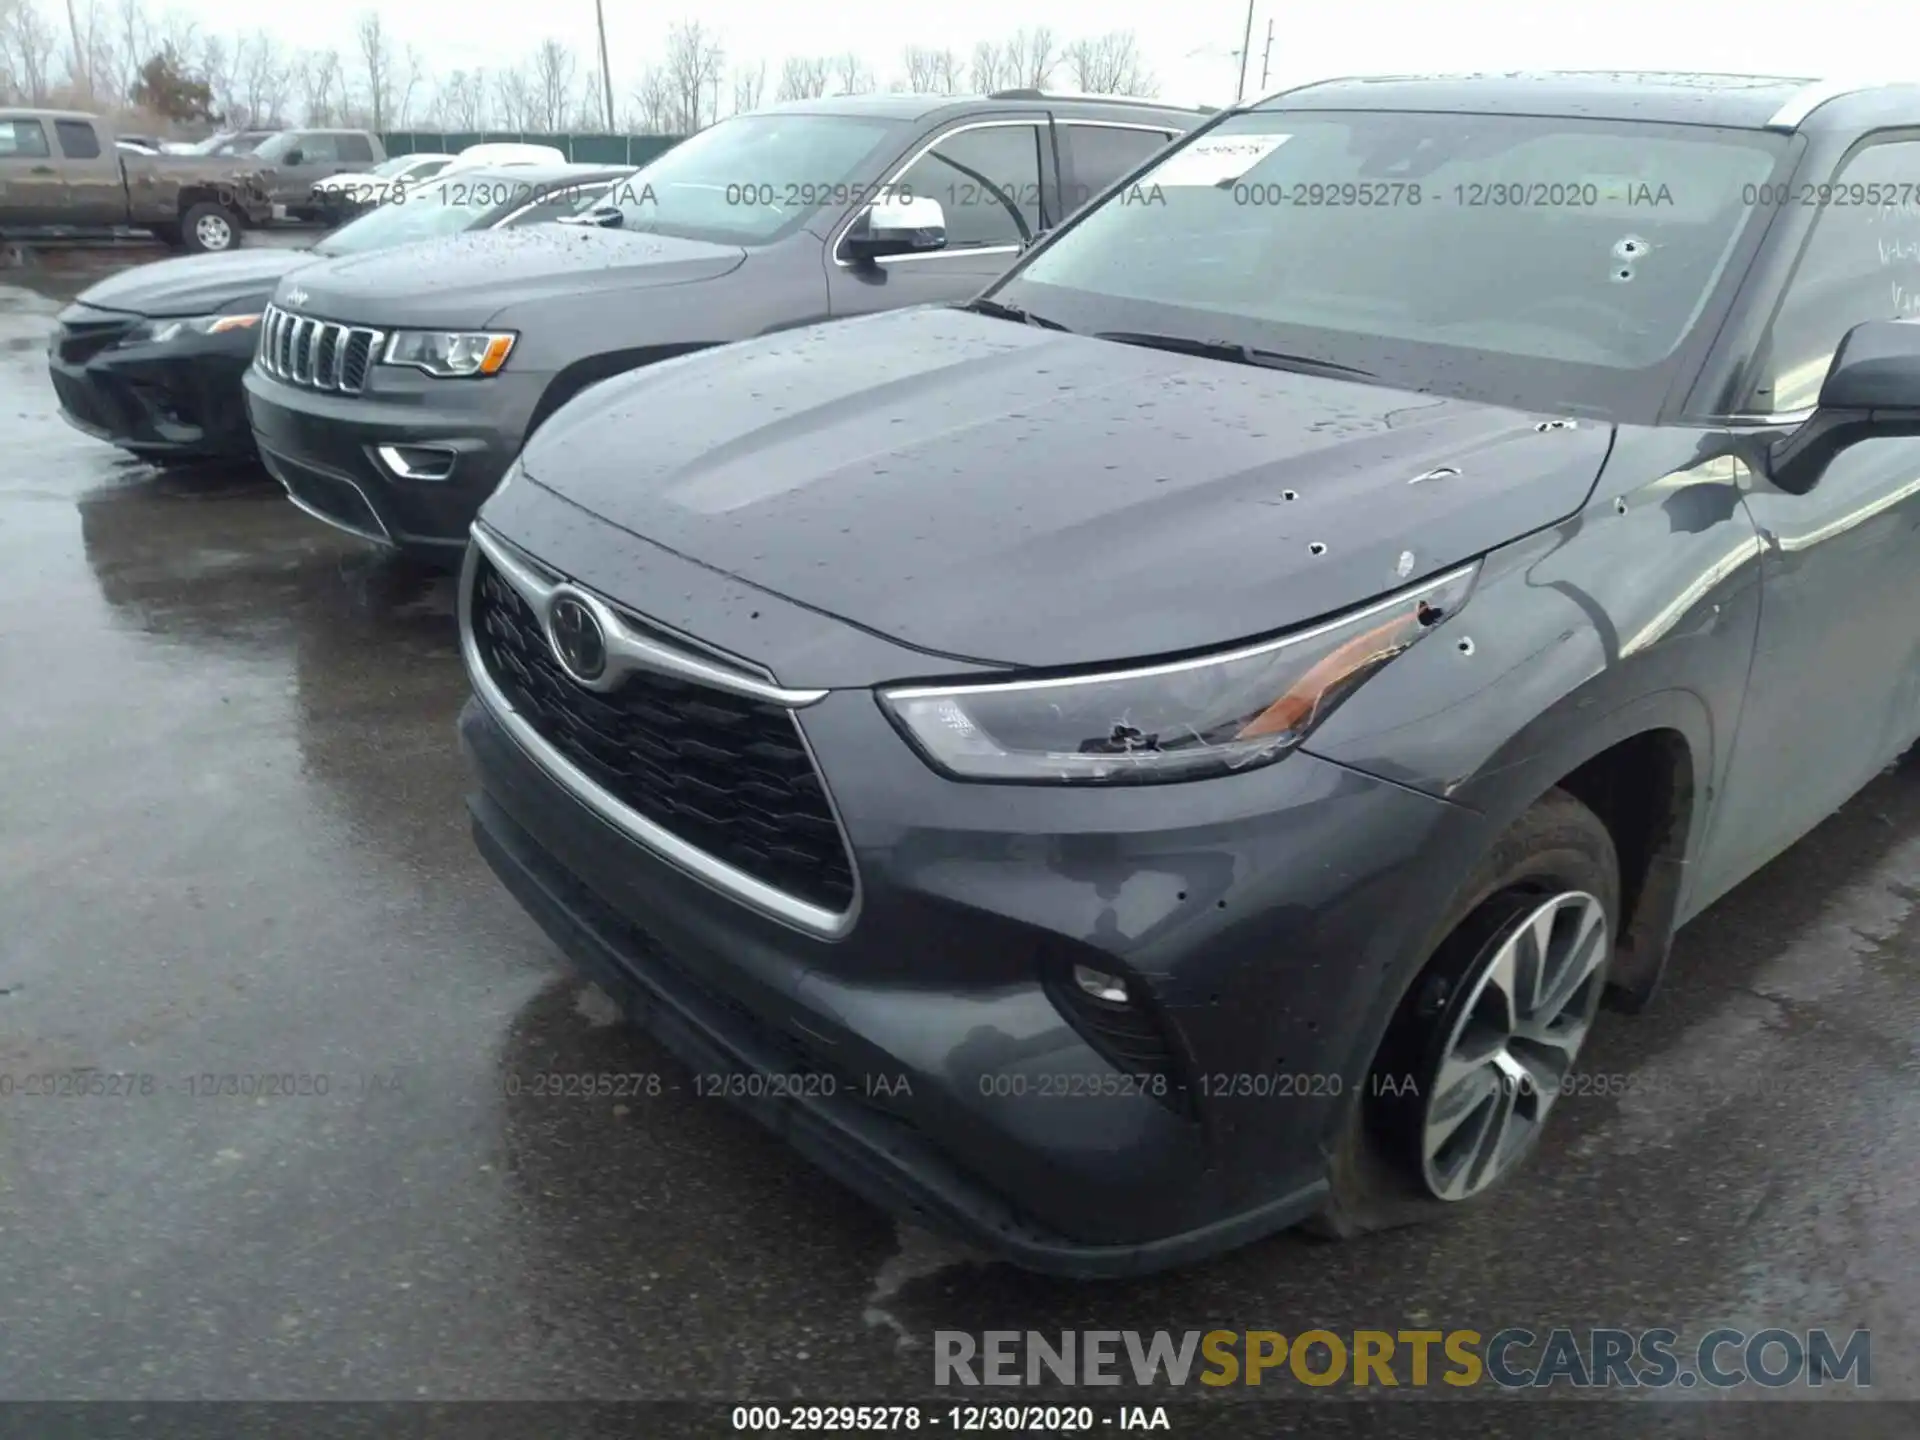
(248, 129), (387, 220)
(1, 108), (274, 253)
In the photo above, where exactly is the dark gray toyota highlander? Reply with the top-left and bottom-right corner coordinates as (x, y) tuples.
(241, 92), (1203, 557)
(458, 72), (1920, 1273)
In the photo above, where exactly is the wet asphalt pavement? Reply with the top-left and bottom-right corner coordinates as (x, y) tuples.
(0, 238), (1915, 1428)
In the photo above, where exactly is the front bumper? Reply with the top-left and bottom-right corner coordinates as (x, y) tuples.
(47, 313), (257, 458)
(457, 535), (1488, 1272)
(244, 363), (546, 552)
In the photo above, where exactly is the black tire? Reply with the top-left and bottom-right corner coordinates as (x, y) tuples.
(149, 222), (181, 247)
(1309, 788), (1620, 1239)
(179, 201), (240, 254)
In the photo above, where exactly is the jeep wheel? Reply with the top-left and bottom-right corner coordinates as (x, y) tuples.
(1311, 788), (1619, 1237)
(181, 202), (239, 254)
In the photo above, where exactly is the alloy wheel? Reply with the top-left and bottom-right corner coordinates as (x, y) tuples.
(1418, 890), (1609, 1202)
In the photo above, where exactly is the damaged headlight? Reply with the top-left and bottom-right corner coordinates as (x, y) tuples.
(127, 312), (261, 345)
(382, 329), (517, 378)
(879, 563), (1478, 784)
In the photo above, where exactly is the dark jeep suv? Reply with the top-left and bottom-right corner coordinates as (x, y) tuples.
(455, 72), (1920, 1274)
(241, 92), (1204, 558)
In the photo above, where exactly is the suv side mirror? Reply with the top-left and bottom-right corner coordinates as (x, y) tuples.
(283, 147), (305, 167)
(1769, 320), (1920, 494)
(844, 195), (947, 264)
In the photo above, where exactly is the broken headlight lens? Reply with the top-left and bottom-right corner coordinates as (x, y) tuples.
(879, 563), (1478, 785)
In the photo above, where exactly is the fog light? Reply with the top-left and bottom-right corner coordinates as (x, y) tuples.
(1072, 964), (1129, 1004)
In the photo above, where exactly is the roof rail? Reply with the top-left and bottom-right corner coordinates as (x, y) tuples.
(1764, 78), (1880, 130)
(1247, 75), (1370, 108)
(985, 88), (1214, 113)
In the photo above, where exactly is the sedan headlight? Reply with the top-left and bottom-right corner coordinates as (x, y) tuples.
(879, 563), (1478, 784)
(127, 312), (261, 345)
(382, 330), (516, 378)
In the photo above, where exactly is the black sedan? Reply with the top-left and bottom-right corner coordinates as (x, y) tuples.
(46, 164), (627, 464)
(458, 72), (1920, 1274)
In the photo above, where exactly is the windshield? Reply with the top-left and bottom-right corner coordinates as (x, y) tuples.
(599, 113), (907, 244)
(994, 110), (1786, 419)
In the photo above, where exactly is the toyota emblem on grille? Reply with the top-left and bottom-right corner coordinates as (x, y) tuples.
(548, 595), (607, 683)
(285, 287), (308, 307)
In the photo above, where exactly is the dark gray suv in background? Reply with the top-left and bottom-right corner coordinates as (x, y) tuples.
(458, 72), (1920, 1273)
(241, 92), (1204, 558)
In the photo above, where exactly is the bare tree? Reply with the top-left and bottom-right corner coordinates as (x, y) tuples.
(902, 45), (963, 94)
(1004, 27), (1057, 89)
(830, 51), (871, 97)
(62, 0), (108, 101)
(1064, 30), (1156, 96)
(662, 20), (722, 132)
(235, 30), (290, 126)
(114, 0), (146, 103)
(436, 66), (487, 129)
(573, 66), (604, 130)
(293, 47), (342, 125)
(968, 40), (1009, 94)
(529, 37), (573, 132)
(628, 64), (669, 133)
(775, 55), (829, 102)
(2, 0), (61, 102)
(932, 46), (962, 94)
(729, 59), (763, 115)
(493, 63), (532, 130)
(355, 9), (391, 130)
(197, 32), (233, 121)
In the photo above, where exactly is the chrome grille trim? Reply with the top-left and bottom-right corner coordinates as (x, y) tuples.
(255, 304), (385, 396)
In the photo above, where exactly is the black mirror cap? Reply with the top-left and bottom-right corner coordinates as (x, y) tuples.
(1820, 319), (1920, 411)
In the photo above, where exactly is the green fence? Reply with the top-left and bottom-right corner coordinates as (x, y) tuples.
(379, 132), (684, 167)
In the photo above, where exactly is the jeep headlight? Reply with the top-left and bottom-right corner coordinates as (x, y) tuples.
(127, 311), (261, 345)
(382, 330), (516, 378)
(879, 564), (1478, 785)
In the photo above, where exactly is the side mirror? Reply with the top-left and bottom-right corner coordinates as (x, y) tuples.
(284, 148), (306, 167)
(844, 195), (947, 264)
(558, 205), (623, 229)
(1769, 320), (1920, 494)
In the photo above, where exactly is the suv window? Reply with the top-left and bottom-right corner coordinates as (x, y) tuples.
(293, 134), (341, 163)
(1060, 124), (1173, 213)
(893, 124), (1045, 249)
(339, 133), (375, 163)
(54, 120), (101, 160)
(0, 119), (51, 159)
(1745, 141), (1920, 414)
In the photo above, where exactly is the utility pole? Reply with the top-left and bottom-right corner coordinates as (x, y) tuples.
(1233, 0), (1256, 103)
(595, 0), (617, 131)
(1260, 19), (1275, 91)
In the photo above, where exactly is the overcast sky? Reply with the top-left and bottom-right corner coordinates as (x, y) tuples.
(147, 0), (1892, 110)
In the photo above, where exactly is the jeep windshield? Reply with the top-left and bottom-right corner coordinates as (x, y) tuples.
(594, 112), (909, 245)
(991, 109), (1788, 420)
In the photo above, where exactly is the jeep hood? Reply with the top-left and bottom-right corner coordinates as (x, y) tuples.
(512, 307), (1615, 670)
(273, 225), (746, 329)
(76, 249), (311, 318)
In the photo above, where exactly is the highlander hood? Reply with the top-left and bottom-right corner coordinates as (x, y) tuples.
(275, 226), (746, 328)
(516, 307), (1615, 670)
(76, 248), (311, 318)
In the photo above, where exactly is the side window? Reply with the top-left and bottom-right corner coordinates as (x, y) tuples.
(297, 134), (342, 163)
(1749, 140), (1920, 413)
(0, 119), (52, 159)
(54, 120), (101, 160)
(1061, 125), (1174, 214)
(892, 124), (1044, 250)
(340, 134), (375, 163)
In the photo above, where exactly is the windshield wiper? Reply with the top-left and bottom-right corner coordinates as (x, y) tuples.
(963, 297), (1070, 331)
(1096, 331), (1375, 380)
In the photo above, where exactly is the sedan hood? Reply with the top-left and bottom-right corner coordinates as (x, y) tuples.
(76, 249), (312, 318)
(275, 226), (746, 328)
(517, 308), (1615, 670)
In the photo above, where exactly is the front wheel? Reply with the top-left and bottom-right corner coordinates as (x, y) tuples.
(1311, 788), (1619, 1237)
(180, 201), (240, 254)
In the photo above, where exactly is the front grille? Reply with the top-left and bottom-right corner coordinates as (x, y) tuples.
(255, 304), (382, 394)
(470, 555), (857, 915)
(54, 309), (138, 364)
